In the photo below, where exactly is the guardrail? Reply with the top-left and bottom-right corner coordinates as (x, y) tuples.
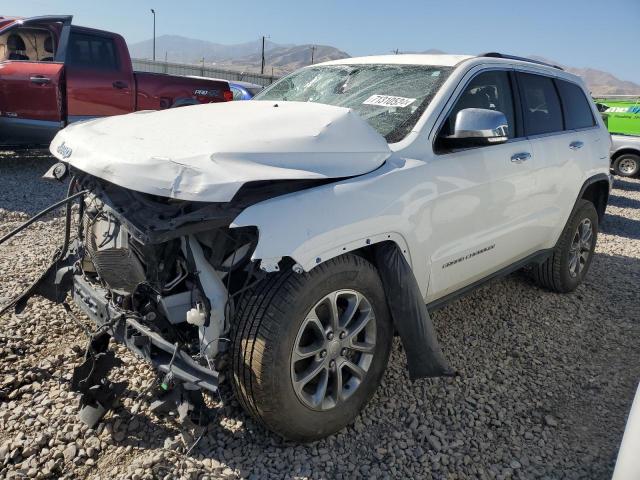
(132, 58), (279, 87)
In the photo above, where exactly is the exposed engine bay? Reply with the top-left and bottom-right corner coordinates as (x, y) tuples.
(78, 184), (258, 369)
(71, 172), (267, 393)
(1, 170), (289, 426)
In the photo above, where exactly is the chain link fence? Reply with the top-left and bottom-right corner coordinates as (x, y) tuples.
(132, 58), (279, 87)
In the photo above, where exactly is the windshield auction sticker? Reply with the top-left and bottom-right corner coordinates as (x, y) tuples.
(363, 95), (416, 108)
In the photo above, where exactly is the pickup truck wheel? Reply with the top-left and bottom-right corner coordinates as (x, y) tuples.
(230, 254), (392, 441)
(532, 199), (598, 293)
(613, 154), (640, 177)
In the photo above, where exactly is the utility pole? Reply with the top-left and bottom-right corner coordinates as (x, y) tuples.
(261, 35), (267, 75)
(150, 9), (156, 61)
(310, 45), (317, 65)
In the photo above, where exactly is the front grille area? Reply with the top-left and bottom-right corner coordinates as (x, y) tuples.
(84, 209), (147, 293)
(90, 247), (146, 292)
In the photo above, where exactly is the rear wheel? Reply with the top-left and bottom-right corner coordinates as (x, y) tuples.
(532, 199), (598, 293)
(612, 154), (640, 177)
(230, 254), (393, 441)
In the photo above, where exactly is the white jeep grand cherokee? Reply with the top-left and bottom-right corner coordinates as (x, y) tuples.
(32, 52), (611, 441)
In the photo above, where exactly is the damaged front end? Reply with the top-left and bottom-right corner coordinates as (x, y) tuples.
(0, 99), (394, 428)
(8, 171), (273, 426)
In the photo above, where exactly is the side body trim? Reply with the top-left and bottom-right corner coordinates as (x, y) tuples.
(427, 249), (552, 311)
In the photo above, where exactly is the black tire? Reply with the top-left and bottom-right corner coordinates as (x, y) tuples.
(612, 154), (640, 178)
(230, 254), (393, 441)
(532, 199), (598, 293)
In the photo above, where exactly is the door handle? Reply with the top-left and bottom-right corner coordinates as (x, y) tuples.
(569, 141), (584, 150)
(30, 75), (51, 85)
(510, 152), (531, 163)
(112, 81), (128, 89)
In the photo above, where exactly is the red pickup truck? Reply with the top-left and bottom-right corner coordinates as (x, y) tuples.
(0, 15), (232, 147)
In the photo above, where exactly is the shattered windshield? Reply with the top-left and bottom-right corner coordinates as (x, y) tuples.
(255, 64), (452, 143)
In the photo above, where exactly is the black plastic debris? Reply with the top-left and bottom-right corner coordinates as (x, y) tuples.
(374, 242), (455, 380)
(71, 332), (127, 428)
(149, 380), (211, 427)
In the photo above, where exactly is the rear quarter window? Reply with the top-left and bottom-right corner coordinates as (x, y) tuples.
(518, 72), (563, 136)
(556, 79), (595, 129)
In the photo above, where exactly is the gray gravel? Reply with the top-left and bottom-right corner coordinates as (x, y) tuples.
(1, 151), (639, 479)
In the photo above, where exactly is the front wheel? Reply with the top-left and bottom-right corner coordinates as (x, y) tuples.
(230, 254), (393, 441)
(612, 154), (640, 177)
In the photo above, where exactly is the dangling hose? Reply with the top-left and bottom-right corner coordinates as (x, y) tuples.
(0, 178), (87, 316)
(0, 181), (87, 246)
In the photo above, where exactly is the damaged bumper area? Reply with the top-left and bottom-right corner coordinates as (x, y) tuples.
(19, 173), (275, 424)
(72, 276), (219, 391)
(70, 178), (261, 377)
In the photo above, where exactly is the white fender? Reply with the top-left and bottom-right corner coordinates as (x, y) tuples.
(231, 156), (433, 298)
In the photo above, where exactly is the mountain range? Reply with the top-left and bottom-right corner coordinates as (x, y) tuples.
(128, 35), (348, 76)
(528, 56), (640, 96)
(129, 36), (640, 95)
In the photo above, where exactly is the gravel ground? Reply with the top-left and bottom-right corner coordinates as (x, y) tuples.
(0, 151), (638, 479)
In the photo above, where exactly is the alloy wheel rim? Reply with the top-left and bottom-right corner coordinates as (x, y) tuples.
(568, 218), (593, 278)
(619, 158), (637, 174)
(290, 289), (376, 411)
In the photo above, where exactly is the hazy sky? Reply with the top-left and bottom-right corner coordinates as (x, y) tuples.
(4, 0), (639, 82)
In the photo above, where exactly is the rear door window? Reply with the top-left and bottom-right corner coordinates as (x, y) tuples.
(518, 72), (563, 136)
(555, 79), (595, 129)
(67, 32), (118, 70)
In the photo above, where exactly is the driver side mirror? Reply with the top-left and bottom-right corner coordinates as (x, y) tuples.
(442, 108), (509, 149)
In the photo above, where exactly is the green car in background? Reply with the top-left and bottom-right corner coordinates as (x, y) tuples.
(595, 97), (640, 136)
(594, 96), (640, 177)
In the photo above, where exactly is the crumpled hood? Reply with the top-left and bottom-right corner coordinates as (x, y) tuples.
(50, 101), (391, 202)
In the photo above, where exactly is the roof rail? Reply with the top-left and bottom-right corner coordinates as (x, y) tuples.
(479, 52), (564, 70)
